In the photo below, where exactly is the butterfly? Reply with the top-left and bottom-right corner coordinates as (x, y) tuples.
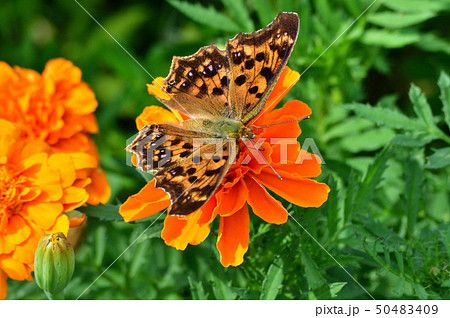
(127, 12), (299, 216)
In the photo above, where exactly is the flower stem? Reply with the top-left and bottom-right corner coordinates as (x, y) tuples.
(44, 290), (65, 300)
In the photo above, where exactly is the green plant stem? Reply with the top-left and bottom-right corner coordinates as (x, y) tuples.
(44, 290), (65, 300)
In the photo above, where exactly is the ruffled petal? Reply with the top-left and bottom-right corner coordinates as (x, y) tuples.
(0, 254), (32, 281)
(47, 153), (76, 188)
(119, 179), (170, 222)
(42, 58), (82, 86)
(274, 149), (323, 178)
(0, 234), (14, 254)
(22, 202), (64, 230)
(68, 213), (86, 227)
(46, 214), (70, 234)
(147, 77), (172, 101)
(0, 270), (7, 300)
(252, 170), (330, 208)
(214, 178), (248, 217)
(85, 168), (110, 205)
(12, 222), (43, 265)
(250, 67), (300, 125)
(245, 176), (288, 224)
(5, 215), (31, 245)
(136, 105), (181, 130)
(216, 204), (249, 267)
(162, 209), (212, 250)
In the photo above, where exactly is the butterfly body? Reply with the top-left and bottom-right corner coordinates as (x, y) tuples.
(127, 12), (299, 216)
(182, 117), (255, 140)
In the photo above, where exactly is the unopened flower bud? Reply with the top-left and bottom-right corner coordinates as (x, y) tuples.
(34, 232), (75, 297)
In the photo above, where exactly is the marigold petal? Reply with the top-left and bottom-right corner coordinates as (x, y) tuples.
(22, 202), (63, 230)
(274, 149), (323, 178)
(162, 210), (210, 250)
(68, 213), (86, 227)
(0, 253), (32, 281)
(22, 164), (63, 202)
(252, 170), (330, 208)
(214, 178), (248, 217)
(0, 270), (7, 300)
(12, 222), (43, 265)
(5, 215), (31, 245)
(136, 105), (181, 130)
(85, 168), (111, 205)
(0, 233), (15, 254)
(46, 214), (69, 234)
(42, 58), (82, 86)
(64, 82), (98, 115)
(69, 153), (97, 170)
(216, 204), (249, 267)
(0, 119), (20, 159)
(250, 67), (300, 124)
(48, 153), (76, 188)
(245, 176), (288, 224)
(62, 186), (89, 206)
(119, 179), (170, 222)
(197, 194), (218, 225)
(0, 61), (18, 84)
(147, 77), (173, 100)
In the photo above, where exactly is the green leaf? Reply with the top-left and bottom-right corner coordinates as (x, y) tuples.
(413, 282), (429, 300)
(136, 222), (164, 242)
(94, 225), (107, 267)
(167, 0), (240, 32)
(409, 84), (437, 130)
(221, 0), (253, 32)
(209, 272), (237, 299)
(383, 0), (447, 13)
(438, 71), (450, 129)
(323, 117), (373, 141)
(367, 11), (435, 29)
(340, 127), (395, 153)
(403, 156), (423, 233)
(362, 30), (420, 48)
(326, 175), (340, 236)
(77, 204), (123, 221)
(188, 277), (208, 300)
(392, 133), (436, 147)
(301, 250), (326, 290)
(352, 146), (391, 215)
(345, 103), (426, 130)
(425, 147), (450, 169)
(417, 33), (450, 55)
(394, 248), (404, 274)
(260, 257), (284, 300)
(329, 282), (347, 298)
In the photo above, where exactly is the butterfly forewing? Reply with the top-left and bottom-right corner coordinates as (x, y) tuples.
(226, 12), (299, 124)
(157, 45), (231, 119)
(127, 124), (236, 216)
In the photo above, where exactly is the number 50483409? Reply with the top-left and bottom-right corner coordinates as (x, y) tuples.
(375, 304), (438, 315)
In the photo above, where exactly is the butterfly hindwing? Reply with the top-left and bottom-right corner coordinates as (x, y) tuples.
(126, 123), (236, 215)
(226, 12), (299, 124)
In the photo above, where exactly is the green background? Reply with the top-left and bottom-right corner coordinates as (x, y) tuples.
(3, 0), (449, 299)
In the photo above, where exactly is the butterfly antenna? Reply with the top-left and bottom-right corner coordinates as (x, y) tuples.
(248, 139), (282, 180)
(249, 116), (310, 130)
(251, 139), (265, 151)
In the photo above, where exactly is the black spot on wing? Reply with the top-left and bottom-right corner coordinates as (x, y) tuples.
(235, 75), (246, 86)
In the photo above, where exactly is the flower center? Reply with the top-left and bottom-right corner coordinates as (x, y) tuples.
(0, 166), (24, 216)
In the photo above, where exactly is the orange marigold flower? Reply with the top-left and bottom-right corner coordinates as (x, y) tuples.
(0, 58), (110, 205)
(0, 119), (96, 298)
(120, 67), (330, 266)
